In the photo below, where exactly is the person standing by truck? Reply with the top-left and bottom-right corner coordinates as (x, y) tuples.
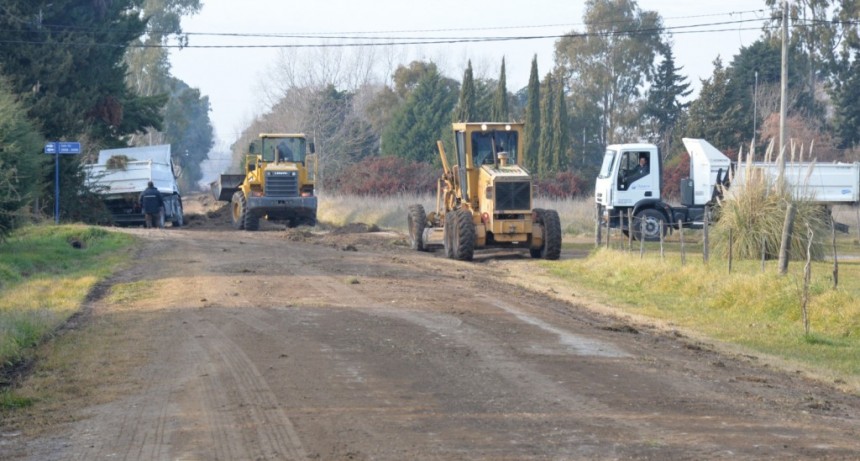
(139, 181), (165, 228)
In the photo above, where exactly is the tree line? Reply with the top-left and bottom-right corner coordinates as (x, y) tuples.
(3, 0), (860, 239)
(239, 0), (860, 198)
(0, 0), (213, 239)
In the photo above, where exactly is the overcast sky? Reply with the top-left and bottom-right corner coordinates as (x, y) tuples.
(169, 0), (770, 153)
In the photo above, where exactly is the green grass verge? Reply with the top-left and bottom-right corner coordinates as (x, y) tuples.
(0, 224), (136, 378)
(548, 244), (860, 388)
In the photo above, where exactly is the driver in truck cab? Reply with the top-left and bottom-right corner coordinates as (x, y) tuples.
(626, 154), (650, 184)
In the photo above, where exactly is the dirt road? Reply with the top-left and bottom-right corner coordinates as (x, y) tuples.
(2, 197), (859, 460)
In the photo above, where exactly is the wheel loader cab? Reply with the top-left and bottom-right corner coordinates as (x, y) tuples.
(260, 136), (307, 164)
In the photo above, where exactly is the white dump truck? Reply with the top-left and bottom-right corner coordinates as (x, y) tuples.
(595, 138), (860, 240)
(84, 145), (184, 227)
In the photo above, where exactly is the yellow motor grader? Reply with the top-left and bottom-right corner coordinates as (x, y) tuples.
(408, 122), (561, 261)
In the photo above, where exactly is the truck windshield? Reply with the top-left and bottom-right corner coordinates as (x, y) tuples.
(598, 150), (616, 178)
(262, 138), (306, 163)
(470, 131), (518, 166)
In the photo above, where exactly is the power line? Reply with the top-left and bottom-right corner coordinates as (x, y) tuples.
(0, 17), (775, 50)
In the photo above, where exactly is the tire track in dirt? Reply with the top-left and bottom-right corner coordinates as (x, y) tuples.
(182, 311), (309, 460)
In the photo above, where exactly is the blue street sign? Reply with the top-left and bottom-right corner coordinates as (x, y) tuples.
(58, 142), (81, 154)
(44, 140), (83, 224)
(45, 141), (81, 154)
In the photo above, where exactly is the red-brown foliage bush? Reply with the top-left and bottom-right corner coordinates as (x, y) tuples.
(535, 171), (585, 199)
(329, 156), (438, 195)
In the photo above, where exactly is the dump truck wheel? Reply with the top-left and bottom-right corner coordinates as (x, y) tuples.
(172, 201), (184, 227)
(407, 204), (426, 251)
(541, 209), (562, 260)
(634, 208), (667, 242)
(443, 214), (455, 259)
(454, 209), (475, 261)
(231, 191), (246, 230)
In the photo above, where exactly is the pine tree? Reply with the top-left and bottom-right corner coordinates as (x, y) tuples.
(455, 61), (477, 122)
(523, 56), (541, 173)
(381, 69), (458, 164)
(538, 73), (555, 178)
(645, 47), (692, 154)
(490, 57), (509, 121)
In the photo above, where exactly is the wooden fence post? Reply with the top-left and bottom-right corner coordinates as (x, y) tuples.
(778, 203), (797, 275)
(802, 224), (813, 335)
(831, 217), (838, 289)
(728, 229), (733, 273)
(605, 217), (611, 249)
(761, 236), (767, 273)
(659, 223), (665, 261)
(680, 226), (686, 266)
(703, 207), (710, 264)
(594, 206), (602, 248)
(627, 209), (634, 252)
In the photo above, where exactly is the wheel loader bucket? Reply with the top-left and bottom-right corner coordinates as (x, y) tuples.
(211, 174), (246, 201)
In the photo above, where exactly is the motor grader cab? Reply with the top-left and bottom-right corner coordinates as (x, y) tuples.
(211, 133), (317, 230)
(407, 122), (562, 261)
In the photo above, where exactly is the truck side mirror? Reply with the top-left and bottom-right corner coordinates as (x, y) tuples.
(309, 142), (316, 154)
(248, 143), (256, 154)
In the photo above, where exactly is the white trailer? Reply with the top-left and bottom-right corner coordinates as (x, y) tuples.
(595, 138), (860, 240)
(84, 145), (184, 226)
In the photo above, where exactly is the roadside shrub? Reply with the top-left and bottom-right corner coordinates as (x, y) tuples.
(329, 156), (437, 195)
(535, 171), (585, 199)
(711, 149), (828, 260)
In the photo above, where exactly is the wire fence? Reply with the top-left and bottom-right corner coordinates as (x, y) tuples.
(594, 206), (854, 291)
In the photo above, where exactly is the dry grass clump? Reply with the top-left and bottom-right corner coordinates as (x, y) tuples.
(712, 143), (828, 260)
(105, 155), (130, 170)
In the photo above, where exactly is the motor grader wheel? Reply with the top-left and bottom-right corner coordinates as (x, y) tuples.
(407, 204), (427, 251)
(540, 209), (562, 260)
(443, 213), (455, 259)
(529, 209), (545, 258)
(453, 209), (475, 261)
(231, 191), (247, 230)
(529, 208), (561, 260)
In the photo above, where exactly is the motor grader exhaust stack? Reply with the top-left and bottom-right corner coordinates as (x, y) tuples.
(407, 122), (562, 261)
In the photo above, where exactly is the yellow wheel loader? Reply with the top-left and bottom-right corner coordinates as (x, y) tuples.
(211, 133), (317, 230)
(408, 122), (562, 261)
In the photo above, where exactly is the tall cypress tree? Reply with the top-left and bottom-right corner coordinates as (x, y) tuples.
(490, 57), (509, 121)
(538, 73), (555, 178)
(552, 77), (570, 173)
(455, 61), (477, 122)
(523, 56), (541, 173)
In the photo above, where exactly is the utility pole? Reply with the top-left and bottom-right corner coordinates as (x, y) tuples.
(779, 0), (789, 160)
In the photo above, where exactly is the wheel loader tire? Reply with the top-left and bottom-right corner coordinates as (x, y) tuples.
(634, 208), (667, 242)
(231, 191), (247, 230)
(443, 214), (455, 259)
(244, 211), (260, 231)
(407, 204), (426, 251)
(453, 209), (475, 261)
(541, 209), (562, 260)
